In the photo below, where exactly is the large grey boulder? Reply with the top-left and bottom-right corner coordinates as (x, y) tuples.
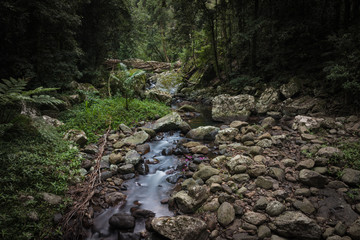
(256, 88), (280, 114)
(280, 79), (300, 98)
(152, 112), (191, 133)
(193, 166), (220, 181)
(274, 211), (322, 239)
(186, 126), (220, 141)
(317, 147), (342, 158)
(124, 150), (141, 165)
(299, 169), (328, 188)
(151, 215), (208, 240)
(212, 94), (255, 123)
(341, 168), (360, 186)
(171, 185), (209, 213)
(121, 131), (150, 146)
(145, 89), (172, 105)
(226, 155), (253, 173)
(64, 129), (88, 147)
(283, 96), (325, 116)
(214, 128), (239, 144)
(109, 213), (135, 229)
(217, 202), (235, 226)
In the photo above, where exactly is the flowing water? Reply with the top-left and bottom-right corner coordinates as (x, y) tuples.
(88, 132), (185, 239)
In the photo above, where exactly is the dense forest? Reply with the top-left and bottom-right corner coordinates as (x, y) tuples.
(1, 0), (360, 100)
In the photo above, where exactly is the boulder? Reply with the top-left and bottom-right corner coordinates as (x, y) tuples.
(283, 96), (324, 116)
(121, 131), (150, 146)
(341, 168), (360, 186)
(171, 186), (209, 213)
(136, 143), (150, 155)
(193, 166), (220, 181)
(226, 155), (253, 173)
(243, 211), (267, 226)
(151, 215), (208, 240)
(217, 202), (235, 226)
(212, 94), (255, 122)
(347, 218), (360, 239)
(280, 78), (300, 98)
(230, 121), (249, 129)
(266, 201), (286, 217)
(109, 213), (135, 229)
(317, 147), (342, 158)
(274, 211), (322, 239)
(256, 88), (280, 113)
(64, 129), (88, 147)
(125, 150), (141, 165)
(186, 126), (220, 141)
(119, 124), (132, 135)
(178, 104), (197, 112)
(145, 89), (172, 105)
(215, 128), (239, 144)
(292, 115), (324, 132)
(152, 112), (191, 133)
(299, 169), (328, 188)
(255, 176), (274, 190)
(105, 192), (127, 206)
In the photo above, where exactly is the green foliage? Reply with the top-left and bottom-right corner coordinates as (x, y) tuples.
(0, 118), (81, 239)
(334, 141), (360, 170)
(59, 95), (170, 142)
(229, 75), (262, 90)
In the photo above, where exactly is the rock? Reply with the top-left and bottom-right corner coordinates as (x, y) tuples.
(256, 88), (280, 114)
(40, 192), (62, 205)
(255, 176), (274, 190)
(269, 168), (285, 181)
(41, 115), (64, 127)
(341, 168), (360, 186)
(118, 233), (141, 240)
(292, 115), (324, 131)
(210, 183), (222, 192)
(186, 126), (220, 141)
(261, 117), (276, 128)
(243, 211), (267, 226)
(293, 199), (315, 214)
(274, 211), (322, 239)
(119, 124), (132, 135)
(151, 215), (208, 240)
(215, 128), (239, 144)
(121, 131), (150, 146)
(266, 201), (286, 217)
(193, 166), (220, 181)
(281, 158), (296, 167)
(203, 198), (220, 212)
(347, 218), (360, 239)
(64, 129), (88, 147)
(227, 155), (253, 173)
(217, 202), (235, 226)
(254, 197), (269, 211)
(152, 112), (191, 133)
(190, 145), (209, 154)
(136, 143), (150, 155)
(230, 121), (249, 129)
(248, 165), (267, 177)
(125, 150), (141, 165)
(138, 127), (156, 138)
(280, 78), (300, 98)
(258, 225), (272, 239)
(212, 94), (256, 122)
(109, 213), (135, 229)
(109, 153), (123, 164)
(257, 139), (272, 148)
(295, 188), (311, 197)
(317, 147), (342, 158)
(299, 169), (328, 188)
(118, 164), (135, 174)
(27, 211), (39, 221)
(232, 174), (250, 183)
(105, 192), (126, 206)
(283, 96), (324, 116)
(301, 133), (317, 141)
(131, 209), (155, 219)
(100, 171), (113, 180)
(171, 186), (208, 213)
(334, 222), (347, 236)
(295, 159), (315, 170)
(145, 89), (172, 105)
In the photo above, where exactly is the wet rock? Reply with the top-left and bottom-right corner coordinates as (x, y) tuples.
(215, 128), (239, 144)
(256, 88), (280, 114)
(166, 173), (183, 184)
(109, 153), (123, 164)
(243, 211), (267, 226)
(151, 215), (208, 240)
(131, 209), (155, 219)
(152, 112), (191, 133)
(293, 199), (315, 214)
(100, 171), (113, 180)
(266, 201), (286, 217)
(118, 164), (135, 174)
(217, 202), (235, 226)
(136, 143), (150, 155)
(105, 192), (126, 206)
(186, 126), (220, 141)
(212, 94), (256, 122)
(258, 225), (272, 239)
(118, 232), (141, 240)
(255, 176), (274, 190)
(280, 78), (300, 98)
(109, 213), (135, 229)
(347, 218), (360, 239)
(64, 129), (88, 147)
(274, 211), (322, 239)
(317, 147), (342, 158)
(125, 150), (141, 165)
(299, 169), (328, 188)
(40, 192), (62, 205)
(341, 168), (360, 186)
(193, 166), (220, 181)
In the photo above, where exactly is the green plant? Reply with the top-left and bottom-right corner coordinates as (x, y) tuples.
(333, 141), (360, 170)
(110, 63), (145, 110)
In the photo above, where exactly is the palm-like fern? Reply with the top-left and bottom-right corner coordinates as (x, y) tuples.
(0, 78), (63, 107)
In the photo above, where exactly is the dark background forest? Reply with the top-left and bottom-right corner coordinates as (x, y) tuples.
(1, 0), (360, 102)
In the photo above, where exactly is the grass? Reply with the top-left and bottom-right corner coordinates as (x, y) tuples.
(0, 116), (81, 239)
(334, 140), (360, 170)
(59, 95), (171, 142)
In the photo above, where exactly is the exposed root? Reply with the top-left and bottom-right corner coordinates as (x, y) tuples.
(62, 126), (111, 239)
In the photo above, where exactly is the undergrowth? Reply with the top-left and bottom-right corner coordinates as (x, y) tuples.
(331, 140), (360, 170)
(0, 117), (81, 240)
(59, 95), (171, 142)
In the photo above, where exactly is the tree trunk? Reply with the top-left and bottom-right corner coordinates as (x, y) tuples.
(251, 0), (259, 72)
(210, 18), (221, 80)
(344, 0), (351, 27)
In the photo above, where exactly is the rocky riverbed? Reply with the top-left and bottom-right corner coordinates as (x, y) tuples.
(64, 94), (360, 240)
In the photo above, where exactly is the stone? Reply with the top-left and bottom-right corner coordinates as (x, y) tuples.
(186, 126), (220, 141)
(341, 168), (360, 186)
(121, 131), (150, 146)
(269, 168), (285, 181)
(210, 183), (222, 192)
(136, 143), (150, 155)
(100, 171), (113, 180)
(190, 145), (209, 154)
(206, 175), (222, 185)
(283, 96), (324, 116)
(334, 222), (347, 236)
(281, 158), (296, 167)
(119, 124), (132, 135)
(256, 88), (280, 114)
(271, 235), (287, 240)
(64, 129), (88, 147)
(109, 213), (135, 229)
(280, 78), (300, 98)
(232, 174), (250, 183)
(212, 94), (256, 122)
(215, 128), (240, 144)
(131, 209), (155, 219)
(317, 147), (342, 158)
(230, 121), (249, 129)
(109, 153), (123, 164)
(301, 133), (317, 141)
(261, 117), (276, 128)
(248, 165), (267, 177)
(266, 201), (286, 217)
(347, 218), (360, 239)
(152, 112), (191, 133)
(217, 202), (235, 226)
(40, 192), (62, 205)
(118, 233), (141, 240)
(327, 181), (348, 189)
(254, 196), (269, 211)
(105, 192), (126, 206)
(295, 159), (315, 170)
(179, 104), (197, 112)
(243, 211), (267, 226)
(293, 199), (315, 214)
(172, 185), (209, 213)
(274, 211), (322, 239)
(151, 215), (208, 240)
(295, 188), (311, 197)
(118, 164), (135, 174)
(258, 225), (272, 239)
(227, 154), (253, 172)
(299, 169), (328, 188)
(193, 166), (220, 181)
(125, 150), (141, 165)
(138, 127), (156, 138)
(257, 139), (273, 148)
(145, 89), (172, 105)
(203, 198), (220, 212)
(292, 115), (324, 131)
(255, 176), (274, 190)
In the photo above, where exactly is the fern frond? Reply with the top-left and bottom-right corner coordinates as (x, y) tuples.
(30, 95), (64, 106)
(23, 87), (60, 96)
